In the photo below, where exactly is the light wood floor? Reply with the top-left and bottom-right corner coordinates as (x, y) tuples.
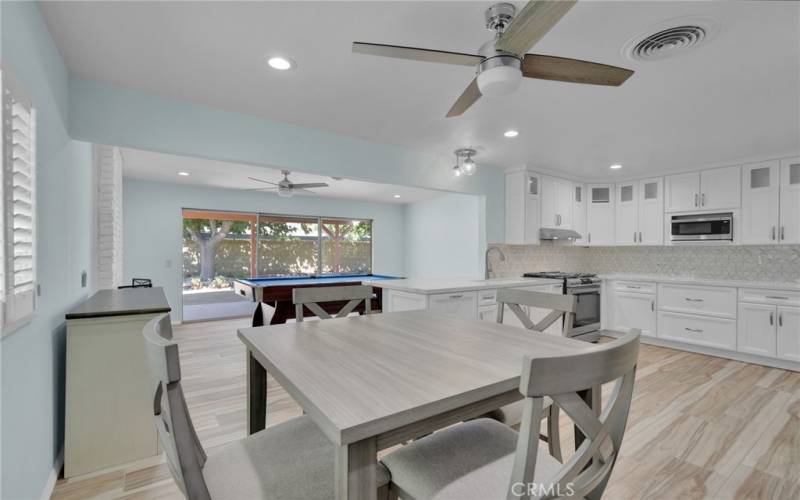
(52, 318), (800, 499)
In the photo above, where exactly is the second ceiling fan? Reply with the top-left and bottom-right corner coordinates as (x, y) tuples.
(353, 1), (634, 117)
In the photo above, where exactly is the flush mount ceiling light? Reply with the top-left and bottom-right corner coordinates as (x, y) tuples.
(177, 171), (190, 176)
(267, 56), (295, 70)
(453, 148), (478, 177)
(504, 129), (519, 138)
(393, 194), (401, 198)
(610, 164), (622, 170)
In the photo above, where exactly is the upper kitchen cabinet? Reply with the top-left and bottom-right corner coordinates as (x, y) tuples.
(741, 161), (780, 244)
(665, 165), (741, 212)
(779, 157), (800, 244)
(614, 178), (664, 246)
(540, 175), (573, 229)
(586, 184), (615, 246)
(505, 170), (541, 245)
(573, 184), (587, 245)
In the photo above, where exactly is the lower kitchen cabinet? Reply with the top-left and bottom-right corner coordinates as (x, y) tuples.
(657, 310), (737, 351)
(428, 292), (478, 320)
(609, 290), (656, 337)
(737, 302), (777, 357)
(777, 306), (800, 362)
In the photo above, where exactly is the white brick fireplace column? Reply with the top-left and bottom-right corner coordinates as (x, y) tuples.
(94, 144), (124, 289)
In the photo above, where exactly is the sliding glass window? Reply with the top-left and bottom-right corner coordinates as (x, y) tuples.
(320, 218), (372, 275)
(257, 215), (320, 276)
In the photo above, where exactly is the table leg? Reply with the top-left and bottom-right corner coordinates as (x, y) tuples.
(246, 349), (268, 435)
(335, 437), (377, 500)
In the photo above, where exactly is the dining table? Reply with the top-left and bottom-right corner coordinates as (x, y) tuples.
(238, 309), (598, 500)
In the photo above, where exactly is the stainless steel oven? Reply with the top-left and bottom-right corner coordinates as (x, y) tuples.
(670, 212), (733, 242)
(567, 280), (601, 342)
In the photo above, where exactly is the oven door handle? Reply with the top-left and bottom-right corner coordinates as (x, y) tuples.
(568, 287), (601, 294)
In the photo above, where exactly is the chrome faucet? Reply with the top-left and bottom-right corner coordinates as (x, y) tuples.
(485, 245), (506, 279)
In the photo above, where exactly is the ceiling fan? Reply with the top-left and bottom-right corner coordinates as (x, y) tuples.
(352, 1), (634, 117)
(247, 170), (329, 197)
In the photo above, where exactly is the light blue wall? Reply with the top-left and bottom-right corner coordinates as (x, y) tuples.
(404, 193), (486, 279)
(1, 3), (94, 498)
(68, 77), (505, 244)
(123, 180), (406, 322)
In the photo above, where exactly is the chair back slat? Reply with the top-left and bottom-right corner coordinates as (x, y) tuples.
(507, 331), (640, 500)
(496, 289), (577, 336)
(142, 314), (211, 500)
(293, 285), (373, 322)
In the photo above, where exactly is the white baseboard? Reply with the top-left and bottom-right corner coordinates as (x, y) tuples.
(41, 450), (63, 500)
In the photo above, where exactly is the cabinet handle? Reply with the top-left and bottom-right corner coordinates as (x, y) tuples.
(685, 327), (703, 333)
(701, 193), (706, 206)
(482, 294), (494, 300)
(651, 300), (655, 311)
(626, 285), (642, 289)
(779, 312), (783, 327)
(634, 232), (637, 243)
(685, 298), (704, 302)
(772, 226), (777, 241)
(639, 231), (642, 243)
(770, 311), (774, 326)
(694, 193), (699, 207)
(781, 226), (785, 240)
(449, 294), (463, 299)
(766, 296), (789, 300)
(588, 233), (591, 244)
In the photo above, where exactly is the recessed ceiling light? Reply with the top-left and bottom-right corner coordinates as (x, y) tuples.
(177, 171), (190, 176)
(267, 56), (295, 71)
(504, 129), (519, 138)
(610, 164), (622, 170)
(393, 194), (401, 199)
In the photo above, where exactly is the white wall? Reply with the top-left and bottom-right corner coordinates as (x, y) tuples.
(123, 179), (406, 322)
(404, 193), (485, 279)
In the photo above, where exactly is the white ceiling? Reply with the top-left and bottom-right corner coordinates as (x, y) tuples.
(120, 147), (444, 204)
(41, 1), (800, 179)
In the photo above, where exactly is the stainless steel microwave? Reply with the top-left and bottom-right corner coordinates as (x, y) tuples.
(670, 213), (733, 241)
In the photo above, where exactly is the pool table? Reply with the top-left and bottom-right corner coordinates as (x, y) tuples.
(233, 274), (402, 326)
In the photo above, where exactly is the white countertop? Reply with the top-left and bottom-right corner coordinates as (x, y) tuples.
(364, 277), (562, 295)
(601, 273), (800, 292)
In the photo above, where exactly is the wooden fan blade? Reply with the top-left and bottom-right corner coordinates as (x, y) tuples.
(495, 0), (577, 56)
(244, 187), (278, 191)
(446, 78), (482, 118)
(522, 54), (633, 86)
(247, 176), (279, 186)
(353, 42), (482, 66)
(290, 183), (329, 189)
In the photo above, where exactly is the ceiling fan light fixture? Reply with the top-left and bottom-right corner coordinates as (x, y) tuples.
(267, 56), (295, 71)
(503, 129), (519, 138)
(610, 164), (622, 170)
(477, 63), (522, 98)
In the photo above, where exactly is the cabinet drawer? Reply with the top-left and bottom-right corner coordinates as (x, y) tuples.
(429, 291), (478, 320)
(477, 289), (498, 306)
(612, 281), (656, 294)
(658, 283), (737, 318)
(738, 288), (800, 307)
(657, 311), (737, 351)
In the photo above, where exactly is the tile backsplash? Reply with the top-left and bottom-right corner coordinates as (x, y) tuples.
(487, 244), (800, 283)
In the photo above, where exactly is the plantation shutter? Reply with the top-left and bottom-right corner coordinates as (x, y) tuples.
(2, 73), (37, 329)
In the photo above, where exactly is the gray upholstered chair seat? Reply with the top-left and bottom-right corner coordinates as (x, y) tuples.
(483, 396), (554, 427)
(381, 418), (561, 500)
(204, 415), (389, 500)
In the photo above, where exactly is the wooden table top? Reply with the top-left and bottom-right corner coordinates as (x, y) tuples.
(238, 310), (596, 445)
(65, 287), (170, 320)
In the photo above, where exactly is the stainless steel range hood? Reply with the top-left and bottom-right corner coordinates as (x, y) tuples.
(539, 228), (582, 241)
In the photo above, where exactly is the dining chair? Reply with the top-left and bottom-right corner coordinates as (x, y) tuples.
(141, 313), (389, 499)
(486, 288), (579, 462)
(118, 278), (153, 289)
(292, 285), (374, 322)
(380, 330), (641, 500)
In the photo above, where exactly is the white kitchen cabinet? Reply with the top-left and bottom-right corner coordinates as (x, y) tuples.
(573, 184), (587, 245)
(701, 165), (741, 210)
(477, 304), (498, 322)
(777, 306), (800, 362)
(540, 175), (573, 229)
(779, 157), (800, 244)
(741, 161), (780, 244)
(505, 170), (541, 244)
(429, 292), (478, 320)
(615, 182), (638, 246)
(385, 289), (428, 312)
(665, 172), (699, 212)
(609, 289), (656, 337)
(638, 178), (664, 245)
(737, 302), (777, 357)
(658, 283), (737, 319)
(586, 184), (615, 246)
(665, 166), (741, 212)
(657, 311), (737, 351)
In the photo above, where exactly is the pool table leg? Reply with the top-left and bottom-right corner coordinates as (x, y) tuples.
(270, 301), (293, 325)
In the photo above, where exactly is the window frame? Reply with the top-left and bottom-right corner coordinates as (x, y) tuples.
(2, 68), (38, 336)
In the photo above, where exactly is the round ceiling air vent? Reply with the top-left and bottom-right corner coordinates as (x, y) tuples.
(623, 17), (718, 62)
